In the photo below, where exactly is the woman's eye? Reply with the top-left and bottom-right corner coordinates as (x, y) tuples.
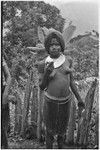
(50, 44), (59, 46)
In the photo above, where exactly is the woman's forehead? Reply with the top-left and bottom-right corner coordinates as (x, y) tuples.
(50, 38), (59, 44)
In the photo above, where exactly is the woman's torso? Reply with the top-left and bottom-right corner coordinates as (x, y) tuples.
(46, 59), (71, 98)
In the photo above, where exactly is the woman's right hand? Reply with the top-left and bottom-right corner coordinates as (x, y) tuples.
(45, 61), (54, 75)
(39, 61), (54, 90)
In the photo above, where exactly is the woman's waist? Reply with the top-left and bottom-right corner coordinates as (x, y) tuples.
(44, 90), (72, 103)
(46, 86), (70, 97)
(49, 77), (70, 85)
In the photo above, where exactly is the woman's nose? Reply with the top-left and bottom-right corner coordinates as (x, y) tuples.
(52, 44), (56, 48)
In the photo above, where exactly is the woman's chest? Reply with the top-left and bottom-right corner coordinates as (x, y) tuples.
(50, 65), (70, 82)
(55, 60), (70, 75)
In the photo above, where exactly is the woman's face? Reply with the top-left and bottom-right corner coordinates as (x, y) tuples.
(49, 38), (61, 58)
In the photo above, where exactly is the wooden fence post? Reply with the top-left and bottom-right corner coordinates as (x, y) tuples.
(94, 84), (99, 148)
(37, 87), (41, 139)
(37, 89), (44, 140)
(94, 113), (99, 148)
(20, 70), (32, 137)
(77, 79), (97, 147)
(31, 86), (38, 124)
(67, 96), (76, 145)
(14, 91), (22, 134)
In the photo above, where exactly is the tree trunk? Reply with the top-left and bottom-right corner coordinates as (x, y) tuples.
(14, 92), (22, 134)
(20, 70), (32, 137)
(67, 96), (76, 145)
(77, 79), (97, 147)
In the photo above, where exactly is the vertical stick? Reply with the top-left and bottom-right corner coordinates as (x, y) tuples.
(94, 113), (99, 148)
(37, 89), (44, 140)
(37, 86), (41, 139)
(14, 92), (22, 134)
(20, 70), (32, 137)
(67, 97), (76, 145)
(77, 79), (97, 147)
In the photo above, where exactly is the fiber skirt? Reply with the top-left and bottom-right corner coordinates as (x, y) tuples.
(43, 94), (72, 136)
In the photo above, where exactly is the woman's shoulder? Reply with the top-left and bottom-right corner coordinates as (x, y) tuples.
(65, 55), (72, 61)
(65, 56), (73, 68)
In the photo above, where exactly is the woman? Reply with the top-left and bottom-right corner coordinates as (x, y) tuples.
(38, 30), (85, 148)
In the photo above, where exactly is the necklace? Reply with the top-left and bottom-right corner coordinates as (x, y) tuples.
(45, 54), (65, 68)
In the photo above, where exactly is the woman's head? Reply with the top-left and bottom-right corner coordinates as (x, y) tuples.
(44, 30), (65, 57)
(48, 37), (62, 58)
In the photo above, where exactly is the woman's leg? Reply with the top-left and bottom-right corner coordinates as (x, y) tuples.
(57, 134), (65, 149)
(43, 97), (58, 148)
(45, 130), (54, 149)
(57, 100), (71, 148)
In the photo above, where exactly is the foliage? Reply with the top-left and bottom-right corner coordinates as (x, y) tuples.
(66, 36), (99, 80)
(3, 1), (65, 46)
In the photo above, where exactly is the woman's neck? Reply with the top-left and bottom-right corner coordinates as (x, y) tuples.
(50, 53), (62, 59)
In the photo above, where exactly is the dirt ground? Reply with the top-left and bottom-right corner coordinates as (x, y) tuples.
(8, 136), (83, 149)
(8, 139), (46, 149)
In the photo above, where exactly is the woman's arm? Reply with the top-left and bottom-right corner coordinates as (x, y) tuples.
(39, 62), (54, 90)
(39, 72), (49, 90)
(70, 73), (85, 108)
(65, 56), (74, 74)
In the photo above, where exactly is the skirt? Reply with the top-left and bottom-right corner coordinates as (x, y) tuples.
(43, 94), (72, 136)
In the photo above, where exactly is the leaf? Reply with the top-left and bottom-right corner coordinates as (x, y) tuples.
(37, 26), (44, 44)
(63, 25), (76, 46)
(42, 26), (49, 36)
